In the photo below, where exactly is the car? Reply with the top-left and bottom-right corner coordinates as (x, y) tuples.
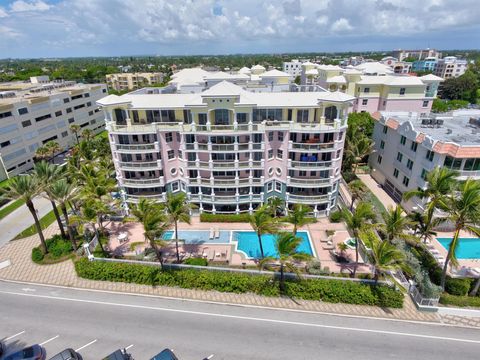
(48, 349), (80, 360)
(0, 341), (5, 357)
(102, 349), (132, 360)
(3, 345), (44, 360)
(150, 349), (179, 360)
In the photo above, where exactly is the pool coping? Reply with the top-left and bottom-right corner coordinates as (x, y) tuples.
(163, 229), (232, 245)
(436, 237), (480, 260)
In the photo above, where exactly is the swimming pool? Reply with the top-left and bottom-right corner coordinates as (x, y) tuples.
(437, 238), (480, 259)
(234, 231), (314, 259)
(162, 230), (230, 244)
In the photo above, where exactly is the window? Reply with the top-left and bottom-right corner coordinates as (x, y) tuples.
(277, 149), (283, 159)
(267, 182), (274, 192)
(165, 132), (173, 142)
(268, 149), (273, 159)
(410, 142), (418, 152)
(393, 168), (399, 178)
(275, 181), (282, 192)
(18, 107), (28, 115)
(383, 125), (388, 134)
(396, 152), (403, 162)
(66, 107), (72, 113)
(402, 176), (410, 187)
(407, 159), (414, 170)
(380, 140), (385, 149)
(377, 154), (382, 164)
(84, 93), (90, 98)
(362, 99), (368, 105)
(364, 87), (370, 93)
(55, 110), (62, 117)
(422, 100), (429, 107)
(426, 150), (434, 161)
(268, 132), (274, 141)
(176, 132), (181, 143)
(214, 109), (229, 125)
(183, 109), (192, 124)
(63, 98), (70, 103)
(171, 182), (179, 192)
(35, 114), (51, 122)
(400, 135), (406, 145)
(61, 131), (68, 138)
(167, 150), (175, 159)
(399, 88), (406, 95)
(198, 113), (207, 125)
(21, 120), (32, 127)
(236, 113), (247, 124)
(296, 109), (309, 123)
(278, 132), (284, 142)
(421, 169), (428, 180)
(444, 156), (462, 170)
(68, 118), (74, 124)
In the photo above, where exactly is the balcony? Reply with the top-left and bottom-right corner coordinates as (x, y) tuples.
(286, 193), (330, 204)
(189, 193), (263, 203)
(127, 193), (166, 202)
(457, 170), (480, 179)
(190, 124), (252, 133)
(287, 177), (331, 187)
(187, 160), (263, 170)
(114, 143), (158, 153)
(289, 160), (334, 169)
(289, 141), (337, 152)
(118, 161), (161, 171)
(190, 177), (263, 187)
(108, 122), (181, 134)
(121, 177), (165, 187)
(262, 118), (345, 132)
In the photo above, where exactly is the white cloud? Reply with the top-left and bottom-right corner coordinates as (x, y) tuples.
(0, 25), (22, 39)
(0, 7), (8, 17)
(331, 18), (353, 33)
(10, 1), (51, 12)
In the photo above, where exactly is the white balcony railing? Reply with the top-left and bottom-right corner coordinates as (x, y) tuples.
(121, 177), (165, 187)
(115, 143), (157, 152)
(118, 161), (160, 170)
(286, 193), (330, 203)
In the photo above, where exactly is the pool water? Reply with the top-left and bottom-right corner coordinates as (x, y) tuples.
(162, 230), (230, 244)
(234, 231), (313, 259)
(437, 238), (480, 259)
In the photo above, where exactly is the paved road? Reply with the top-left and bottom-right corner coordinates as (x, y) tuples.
(0, 281), (479, 360)
(0, 197), (51, 247)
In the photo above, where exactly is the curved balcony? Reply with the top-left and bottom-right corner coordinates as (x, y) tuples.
(108, 122), (181, 134)
(114, 142), (158, 153)
(289, 160), (334, 169)
(286, 193), (330, 204)
(190, 177), (264, 186)
(126, 193), (166, 202)
(287, 177), (331, 187)
(288, 141), (338, 152)
(118, 161), (161, 171)
(187, 160), (263, 170)
(189, 193), (263, 203)
(121, 177), (165, 187)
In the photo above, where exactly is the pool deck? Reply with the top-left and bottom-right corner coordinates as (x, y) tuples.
(105, 217), (370, 274)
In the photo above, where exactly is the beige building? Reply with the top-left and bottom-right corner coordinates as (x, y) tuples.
(433, 56), (468, 79)
(0, 77), (107, 180)
(106, 72), (164, 92)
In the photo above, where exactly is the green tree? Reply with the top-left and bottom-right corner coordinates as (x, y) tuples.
(44, 141), (62, 164)
(285, 204), (313, 235)
(348, 179), (367, 211)
(50, 179), (77, 249)
(0, 175), (47, 253)
(345, 136), (374, 174)
(70, 124), (81, 145)
(440, 179), (480, 290)
(164, 192), (192, 263)
(70, 201), (107, 256)
(267, 196), (284, 218)
(381, 205), (416, 244)
(249, 205), (278, 258)
(441, 70), (479, 103)
(408, 211), (440, 244)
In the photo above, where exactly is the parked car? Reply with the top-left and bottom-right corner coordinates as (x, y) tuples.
(48, 349), (80, 360)
(102, 349), (132, 360)
(0, 341), (5, 357)
(3, 345), (44, 360)
(150, 349), (214, 360)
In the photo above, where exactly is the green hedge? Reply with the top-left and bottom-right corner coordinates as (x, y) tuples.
(200, 213), (251, 223)
(329, 210), (343, 223)
(184, 257), (208, 266)
(31, 235), (73, 264)
(440, 293), (480, 308)
(75, 258), (403, 308)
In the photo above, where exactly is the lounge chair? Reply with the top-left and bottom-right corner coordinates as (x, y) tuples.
(209, 228), (214, 239)
(209, 250), (216, 261)
(322, 243), (335, 250)
(214, 228), (220, 238)
(221, 248), (228, 259)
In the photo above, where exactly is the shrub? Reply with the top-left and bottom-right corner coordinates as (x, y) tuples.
(31, 235), (73, 263)
(31, 247), (44, 263)
(74, 258), (403, 308)
(200, 213), (251, 223)
(184, 257), (208, 266)
(445, 278), (472, 296)
(440, 293), (480, 308)
(329, 210), (343, 223)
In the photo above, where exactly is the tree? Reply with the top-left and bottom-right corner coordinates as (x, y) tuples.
(267, 196), (284, 218)
(341, 202), (377, 276)
(81, 128), (94, 141)
(408, 211), (440, 245)
(131, 198), (168, 265)
(163, 192), (192, 263)
(440, 179), (480, 290)
(249, 205), (278, 258)
(345, 136), (374, 174)
(348, 179), (367, 211)
(35, 146), (50, 162)
(361, 231), (405, 285)
(285, 204), (312, 235)
(44, 141), (62, 164)
(70, 201), (107, 256)
(50, 179), (77, 249)
(381, 205), (416, 244)
(33, 161), (67, 239)
(70, 124), (81, 145)
(441, 70), (478, 103)
(0, 175), (47, 253)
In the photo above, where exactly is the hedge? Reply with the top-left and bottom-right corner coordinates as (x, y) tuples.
(74, 258), (404, 308)
(200, 213), (251, 223)
(32, 234), (73, 264)
(184, 257), (208, 266)
(440, 293), (480, 308)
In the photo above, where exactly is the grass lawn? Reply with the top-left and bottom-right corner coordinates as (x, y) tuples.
(0, 199), (25, 220)
(364, 188), (387, 218)
(14, 208), (58, 239)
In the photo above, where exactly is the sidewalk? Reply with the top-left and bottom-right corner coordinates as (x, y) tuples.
(357, 174), (397, 210)
(0, 223), (478, 327)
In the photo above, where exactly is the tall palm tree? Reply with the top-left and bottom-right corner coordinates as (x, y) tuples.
(341, 202), (377, 276)
(348, 179), (367, 211)
(81, 128), (94, 141)
(70, 124), (81, 145)
(285, 204), (312, 235)
(163, 192), (192, 263)
(361, 231), (405, 285)
(440, 179), (480, 290)
(0, 175), (47, 253)
(35, 146), (50, 162)
(33, 161), (67, 239)
(381, 205), (415, 244)
(131, 198), (168, 265)
(249, 205), (278, 259)
(408, 211), (440, 245)
(267, 196), (284, 218)
(50, 179), (77, 249)
(44, 141), (61, 164)
(70, 201), (107, 256)
(345, 136), (374, 174)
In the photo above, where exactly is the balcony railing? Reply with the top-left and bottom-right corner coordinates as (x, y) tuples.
(187, 161), (263, 169)
(287, 177), (331, 186)
(118, 161), (160, 170)
(286, 193), (330, 203)
(290, 160), (334, 169)
(189, 194), (263, 203)
(190, 177), (263, 186)
(289, 141), (336, 151)
(108, 122), (181, 133)
(127, 193), (166, 202)
(122, 177), (164, 187)
(115, 143), (156, 152)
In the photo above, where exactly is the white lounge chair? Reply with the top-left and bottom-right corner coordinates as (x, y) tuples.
(214, 228), (220, 238)
(209, 228), (214, 239)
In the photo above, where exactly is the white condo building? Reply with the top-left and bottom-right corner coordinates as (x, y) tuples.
(0, 77), (107, 180)
(433, 56), (468, 79)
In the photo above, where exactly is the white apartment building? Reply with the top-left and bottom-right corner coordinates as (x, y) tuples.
(369, 110), (480, 212)
(97, 81), (354, 217)
(106, 72), (164, 92)
(433, 56), (468, 79)
(283, 60), (304, 77)
(393, 49), (442, 61)
(0, 77), (107, 180)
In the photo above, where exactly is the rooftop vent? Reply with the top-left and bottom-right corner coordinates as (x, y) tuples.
(446, 128), (453, 134)
(468, 117), (480, 128)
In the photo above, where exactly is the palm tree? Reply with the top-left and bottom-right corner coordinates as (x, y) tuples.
(0, 175), (47, 253)
(33, 161), (67, 239)
(381, 205), (416, 244)
(81, 128), (94, 141)
(249, 205), (278, 258)
(44, 141), (61, 164)
(267, 196), (284, 218)
(70, 124), (81, 145)
(408, 211), (440, 245)
(285, 204), (312, 235)
(50, 179), (77, 249)
(440, 179), (480, 290)
(348, 179), (366, 211)
(345, 136), (374, 174)
(361, 231), (405, 285)
(163, 192), (192, 263)
(341, 202), (377, 276)
(131, 198), (168, 265)
(70, 201), (107, 256)
(35, 146), (50, 162)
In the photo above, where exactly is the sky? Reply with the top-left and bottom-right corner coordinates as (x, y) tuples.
(0, 0), (479, 58)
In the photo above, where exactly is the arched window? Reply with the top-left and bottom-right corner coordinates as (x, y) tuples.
(324, 106), (337, 121)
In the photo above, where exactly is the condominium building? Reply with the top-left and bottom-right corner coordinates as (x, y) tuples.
(392, 49), (442, 61)
(380, 57), (412, 74)
(301, 62), (443, 115)
(106, 72), (164, 92)
(97, 81), (354, 216)
(0, 77), (107, 180)
(369, 110), (480, 212)
(282, 60), (304, 77)
(412, 57), (438, 73)
(433, 56), (468, 79)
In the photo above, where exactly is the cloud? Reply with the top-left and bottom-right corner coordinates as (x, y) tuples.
(331, 18), (353, 33)
(10, 1), (51, 12)
(0, 7), (8, 17)
(0, 25), (22, 39)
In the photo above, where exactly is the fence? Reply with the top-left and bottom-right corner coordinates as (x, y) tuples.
(408, 284), (439, 309)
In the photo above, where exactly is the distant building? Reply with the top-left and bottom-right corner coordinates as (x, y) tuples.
(0, 77), (107, 180)
(433, 56), (468, 79)
(369, 110), (480, 212)
(393, 49), (442, 61)
(106, 72), (164, 92)
(380, 57), (413, 74)
(340, 56), (365, 67)
(283, 60), (303, 77)
(412, 57), (438, 73)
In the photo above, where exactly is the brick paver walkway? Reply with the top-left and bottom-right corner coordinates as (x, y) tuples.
(1, 223), (479, 327)
(357, 174), (397, 210)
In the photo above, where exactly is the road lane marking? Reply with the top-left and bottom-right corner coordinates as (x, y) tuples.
(1, 290), (479, 345)
(5, 330), (25, 340)
(75, 339), (97, 352)
(21, 288), (36, 292)
(40, 335), (59, 345)
(125, 344), (134, 350)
